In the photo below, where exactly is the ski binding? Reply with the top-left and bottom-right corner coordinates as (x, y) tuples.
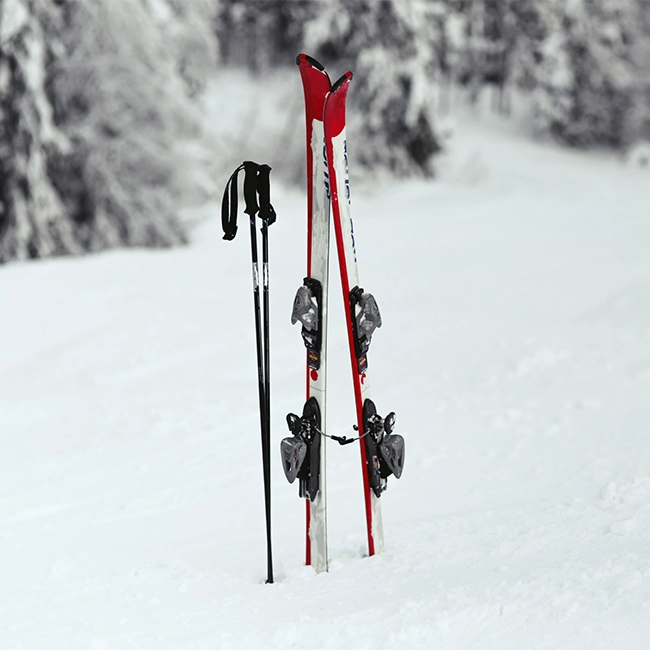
(350, 286), (382, 373)
(361, 399), (405, 497)
(291, 278), (323, 370)
(281, 397), (322, 501)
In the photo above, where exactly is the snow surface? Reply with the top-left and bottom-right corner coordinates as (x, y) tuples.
(2, 80), (650, 649)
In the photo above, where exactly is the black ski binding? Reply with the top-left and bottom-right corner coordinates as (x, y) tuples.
(362, 399), (405, 498)
(350, 286), (382, 373)
(291, 278), (323, 370)
(281, 397), (322, 501)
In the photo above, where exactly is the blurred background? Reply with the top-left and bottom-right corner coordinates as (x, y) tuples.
(1, 0), (649, 264)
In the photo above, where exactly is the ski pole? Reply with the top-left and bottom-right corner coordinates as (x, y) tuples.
(256, 164), (276, 584)
(222, 161), (276, 584)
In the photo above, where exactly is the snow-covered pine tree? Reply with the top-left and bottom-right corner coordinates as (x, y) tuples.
(627, 0), (650, 145)
(305, 0), (443, 176)
(159, 0), (219, 97)
(507, 0), (547, 93)
(531, 0), (638, 148)
(451, 0), (492, 104)
(0, 0), (82, 262)
(437, 0), (646, 150)
(447, 0), (545, 114)
(217, 0), (314, 72)
(426, 1), (460, 116)
(0, 0), (213, 264)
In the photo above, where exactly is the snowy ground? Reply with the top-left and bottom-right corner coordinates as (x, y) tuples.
(1, 75), (650, 649)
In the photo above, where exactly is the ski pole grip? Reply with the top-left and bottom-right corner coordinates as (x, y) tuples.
(221, 161), (276, 239)
(257, 165), (276, 226)
(243, 161), (260, 218)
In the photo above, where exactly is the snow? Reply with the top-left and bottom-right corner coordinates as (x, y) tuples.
(2, 76), (650, 648)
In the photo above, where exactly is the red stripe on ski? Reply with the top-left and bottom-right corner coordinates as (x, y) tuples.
(305, 499), (311, 565)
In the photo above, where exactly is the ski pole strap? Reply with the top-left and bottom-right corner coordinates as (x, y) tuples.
(221, 163), (244, 240)
(221, 161), (276, 241)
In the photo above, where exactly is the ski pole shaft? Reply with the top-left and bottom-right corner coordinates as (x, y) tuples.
(261, 220), (273, 584)
(248, 213), (273, 584)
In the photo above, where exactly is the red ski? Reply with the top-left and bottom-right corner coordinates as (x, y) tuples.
(281, 54), (331, 573)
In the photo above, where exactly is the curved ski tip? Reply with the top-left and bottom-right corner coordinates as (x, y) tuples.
(296, 53), (326, 72)
(331, 71), (353, 92)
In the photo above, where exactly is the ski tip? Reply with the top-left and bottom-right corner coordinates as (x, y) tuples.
(323, 72), (352, 138)
(296, 53), (332, 119)
(296, 53), (326, 72)
(331, 71), (353, 93)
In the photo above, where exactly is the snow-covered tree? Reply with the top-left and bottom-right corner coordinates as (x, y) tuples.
(446, 0), (545, 113)
(217, 0), (314, 71)
(305, 0), (443, 176)
(1, 0), (78, 261)
(432, 0), (649, 149)
(530, 0), (639, 148)
(0, 0), (215, 264)
(627, 0), (650, 144)
(162, 0), (220, 96)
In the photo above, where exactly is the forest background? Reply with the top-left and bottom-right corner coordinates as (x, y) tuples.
(1, 0), (649, 264)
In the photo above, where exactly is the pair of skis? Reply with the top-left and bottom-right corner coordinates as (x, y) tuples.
(281, 54), (405, 573)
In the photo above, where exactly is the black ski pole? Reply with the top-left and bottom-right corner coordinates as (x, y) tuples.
(256, 164), (276, 584)
(222, 161), (276, 584)
(244, 164), (274, 584)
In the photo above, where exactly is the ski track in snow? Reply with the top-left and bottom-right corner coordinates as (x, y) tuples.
(1, 89), (650, 648)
